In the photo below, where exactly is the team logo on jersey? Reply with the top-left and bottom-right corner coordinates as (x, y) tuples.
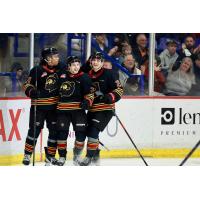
(60, 81), (75, 97)
(92, 82), (103, 97)
(92, 82), (100, 92)
(45, 73), (58, 92)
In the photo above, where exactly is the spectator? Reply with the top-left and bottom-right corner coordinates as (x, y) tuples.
(159, 39), (179, 77)
(132, 33), (149, 67)
(110, 34), (129, 59)
(21, 70), (29, 83)
(103, 60), (119, 79)
(183, 35), (200, 55)
(119, 54), (142, 95)
(113, 33), (128, 47)
(164, 57), (195, 96)
(125, 33), (138, 47)
(143, 55), (166, 94)
(107, 45), (119, 58)
(119, 44), (133, 64)
(175, 35), (198, 66)
(187, 54), (200, 96)
(103, 60), (112, 70)
(94, 33), (109, 52)
(4, 62), (25, 96)
(92, 33), (121, 60)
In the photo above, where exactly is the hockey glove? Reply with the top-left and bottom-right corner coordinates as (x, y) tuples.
(80, 99), (90, 110)
(29, 89), (39, 99)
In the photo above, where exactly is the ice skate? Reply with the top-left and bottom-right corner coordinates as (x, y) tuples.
(92, 149), (100, 166)
(57, 157), (66, 166)
(22, 154), (31, 166)
(73, 148), (82, 166)
(78, 157), (92, 166)
(44, 147), (58, 166)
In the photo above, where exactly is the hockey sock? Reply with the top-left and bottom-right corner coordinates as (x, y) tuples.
(86, 137), (99, 158)
(74, 131), (86, 154)
(74, 140), (85, 154)
(57, 131), (68, 158)
(24, 128), (41, 155)
(47, 130), (57, 157)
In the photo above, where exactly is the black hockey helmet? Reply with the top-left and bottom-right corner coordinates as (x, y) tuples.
(41, 47), (58, 59)
(66, 56), (80, 66)
(91, 52), (104, 61)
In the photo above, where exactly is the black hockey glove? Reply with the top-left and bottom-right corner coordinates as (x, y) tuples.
(101, 94), (113, 104)
(80, 99), (90, 110)
(29, 89), (39, 99)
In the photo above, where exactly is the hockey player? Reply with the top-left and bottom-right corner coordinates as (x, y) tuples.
(56, 56), (94, 166)
(22, 47), (60, 166)
(79, 52), (123, 166)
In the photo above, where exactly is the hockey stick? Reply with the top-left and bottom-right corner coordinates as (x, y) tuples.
(179, 139), (200, 166)
(113, 111), (148, 166)
(28, 33), (37, 166)
(99, 141), (110, 151)
(32, 65), (37, 166)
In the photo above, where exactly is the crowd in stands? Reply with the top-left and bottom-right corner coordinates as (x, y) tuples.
(0, 62), (28, 97)
(1, 33), (200, 97)
(92, 33), (200, 96)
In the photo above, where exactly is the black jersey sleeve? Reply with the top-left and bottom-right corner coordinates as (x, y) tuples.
(107, 70), (124, 103)
(81, 73), (94, 106)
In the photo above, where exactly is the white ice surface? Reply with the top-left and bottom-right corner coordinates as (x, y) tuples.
(18, 157), (200, 166)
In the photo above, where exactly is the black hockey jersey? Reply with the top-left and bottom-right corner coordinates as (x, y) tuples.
(88, 68), (123, 112)
(57, 70), (94, 111)
(23, 65), (59, 110)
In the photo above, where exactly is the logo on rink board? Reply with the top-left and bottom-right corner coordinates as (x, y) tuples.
(161, 108), (175, 125)
(160, 108), (200, 136)
(0, 109), (22, 142)
(161, 108), (200, 125)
